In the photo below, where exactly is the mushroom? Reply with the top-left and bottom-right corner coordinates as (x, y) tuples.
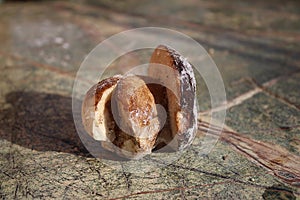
(149, 45), (197, 151)
(82, 75), (161, 159)
(110, 74), (161, 158)
(81, 75), (121, 143)
(81, 45), (197, 159)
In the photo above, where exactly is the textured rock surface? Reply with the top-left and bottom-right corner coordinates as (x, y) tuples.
(0, 0), (299, 199)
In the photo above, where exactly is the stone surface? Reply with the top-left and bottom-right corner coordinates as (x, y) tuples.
(0, 0), (300, 199)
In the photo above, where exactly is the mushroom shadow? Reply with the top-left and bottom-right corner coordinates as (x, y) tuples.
(0, 91), (92, 157)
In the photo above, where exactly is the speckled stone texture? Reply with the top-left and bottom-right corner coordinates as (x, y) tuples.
(0, 0), (299, 199)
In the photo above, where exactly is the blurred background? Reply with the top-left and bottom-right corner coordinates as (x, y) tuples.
(1, 0), (299, 101)
(0, 0), (299, 199)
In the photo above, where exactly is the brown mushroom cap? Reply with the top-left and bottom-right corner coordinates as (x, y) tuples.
(111, 75), (160, 158)
(149, 45), (197, 150)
